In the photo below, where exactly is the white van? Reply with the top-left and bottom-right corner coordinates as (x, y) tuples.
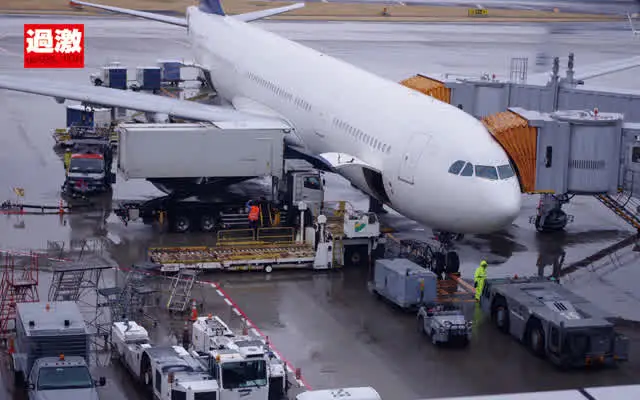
(296, 387), (382, 400)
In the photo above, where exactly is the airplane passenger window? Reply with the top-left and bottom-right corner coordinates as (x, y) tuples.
(497, 164), (515, 179)
(382, 144), (386, 152)
(475, 165), (499, 180)
(460, 162), (473, 176)
(387, 146), (391, 154)
(448, 160), (466, 175)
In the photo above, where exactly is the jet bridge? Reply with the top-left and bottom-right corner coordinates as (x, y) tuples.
(401, 57), (640, 232)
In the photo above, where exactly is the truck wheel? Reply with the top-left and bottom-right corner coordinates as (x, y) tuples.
(527, 320), (546, 358)
(345, 245), (367, 268)
(445, 251), (460, 274)
(433, 252), (446, 276)
(200, 215), (216, 232)
(491, 297), (510, 334)
(173, 215), (190, 233)
(417, 316), (425, 334)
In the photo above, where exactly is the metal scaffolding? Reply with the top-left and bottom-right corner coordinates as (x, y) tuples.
(0, 252), (39, 337)
(48, 261), (112, 354)
(99, 262), (160, 325)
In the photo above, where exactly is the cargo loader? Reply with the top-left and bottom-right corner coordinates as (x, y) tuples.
(148, 202), (383, 273)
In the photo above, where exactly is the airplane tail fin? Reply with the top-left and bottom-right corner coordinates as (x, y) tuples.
(199, 0), (226, 16)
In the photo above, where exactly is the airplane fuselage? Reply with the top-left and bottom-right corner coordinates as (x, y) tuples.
(187, 7), (522, 234)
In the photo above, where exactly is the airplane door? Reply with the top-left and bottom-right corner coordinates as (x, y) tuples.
(398, 134), (432, 184)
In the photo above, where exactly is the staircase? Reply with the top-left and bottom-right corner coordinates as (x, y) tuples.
(166, 270), (199, 312)
(595, 171), (640, 231)
(48, 269), (85, 301)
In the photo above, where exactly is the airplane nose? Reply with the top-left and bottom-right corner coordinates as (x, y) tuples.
(481, 183), (522, 231)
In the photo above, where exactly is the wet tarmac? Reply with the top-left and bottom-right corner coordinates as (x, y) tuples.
(2, 14), (640, 400)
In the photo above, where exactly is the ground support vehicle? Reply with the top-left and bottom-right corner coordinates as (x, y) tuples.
(52, 105), (115, 148)
(417, 303), (472, 346)
(10, 301), (106, 399)
(111, 320), (219, 400)
(479, 276), (630, 368)
(62, 139), (116, 196)
(113, 167), (323, 234)
(191, 315), (289, 400)
(369, 258), (438, 310)
(147, 205), (382, 273)
(295, 387), (381, 400)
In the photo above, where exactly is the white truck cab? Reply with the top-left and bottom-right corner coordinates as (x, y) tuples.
(296, 387), (382, 400)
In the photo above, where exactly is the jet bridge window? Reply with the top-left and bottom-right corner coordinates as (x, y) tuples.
(460, 162), (474, 176)
(497, 164), (515, 179)
(632, 146), (640, 163)
(475, 165), (499, 180)
(448, 160), (466, 175)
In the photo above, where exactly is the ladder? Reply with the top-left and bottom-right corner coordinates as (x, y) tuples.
(48, 269), (85, 301)
(167, 270), (199, 312)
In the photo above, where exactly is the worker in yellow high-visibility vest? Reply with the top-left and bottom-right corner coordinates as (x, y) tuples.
(64, 149), (72, 174)
(474, 260), (488, 301)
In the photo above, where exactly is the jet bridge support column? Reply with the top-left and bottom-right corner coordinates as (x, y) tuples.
(530, 193), (574, 232)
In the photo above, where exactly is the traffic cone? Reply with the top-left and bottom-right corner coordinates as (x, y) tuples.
(190, 300), (198, 321)
(8, 337), (15, 354)
(59, 199), (64, 215)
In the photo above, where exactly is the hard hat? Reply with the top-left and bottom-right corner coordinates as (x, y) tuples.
(480, 260), (488, 267)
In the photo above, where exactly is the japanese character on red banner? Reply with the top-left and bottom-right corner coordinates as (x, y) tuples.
(24, 24), (85, 68)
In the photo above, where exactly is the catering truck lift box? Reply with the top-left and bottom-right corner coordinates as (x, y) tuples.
(116, 122), (288, 180)
(11, 301), (106, 398)
(479, 276), (630, 368)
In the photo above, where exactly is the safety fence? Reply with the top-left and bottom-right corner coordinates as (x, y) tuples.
(216, 227), (295, 246)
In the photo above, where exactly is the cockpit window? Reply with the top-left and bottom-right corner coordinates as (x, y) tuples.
(475, 165), (499, 180)
(460, 162), (473, 177)
(497, 164), (515, 180)
(448, 160), (466, 175)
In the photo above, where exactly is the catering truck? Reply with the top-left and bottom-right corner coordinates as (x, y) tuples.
(10, 302), (106, 399)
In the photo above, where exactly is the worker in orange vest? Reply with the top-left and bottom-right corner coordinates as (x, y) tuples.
(247, 200), (260, 231)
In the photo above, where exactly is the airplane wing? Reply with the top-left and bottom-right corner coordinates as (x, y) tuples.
(232, 3), (305, 22)
(70, 0), (305, 24)
(70, 0), (187, 26)
(0, 75), (291, 128)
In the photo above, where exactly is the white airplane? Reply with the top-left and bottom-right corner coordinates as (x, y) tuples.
(0, 0), (523, 235)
